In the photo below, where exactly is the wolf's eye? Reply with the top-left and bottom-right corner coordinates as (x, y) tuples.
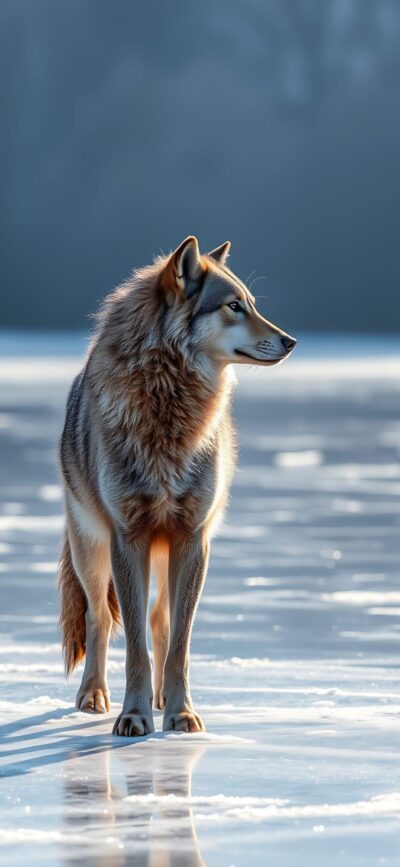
(227, 300), (242, 312)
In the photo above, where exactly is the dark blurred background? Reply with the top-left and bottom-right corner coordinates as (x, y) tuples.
(1, 0), (399, 334)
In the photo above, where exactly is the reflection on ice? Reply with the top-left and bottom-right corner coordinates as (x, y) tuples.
(63, 738), (208, 866)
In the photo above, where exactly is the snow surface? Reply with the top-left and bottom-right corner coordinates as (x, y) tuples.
(0, 334), (400, 866)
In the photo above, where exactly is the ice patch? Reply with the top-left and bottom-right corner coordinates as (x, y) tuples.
(305, 729), (338, 736)
(229, 657), (271, 668)
(146, 732), (255, 744)
(0, 696), (71, 712)
(324, 591), (400, 606)
(352, 573), (387, 584)
(0, 829), (77, 845)
(0, 515), (63, 532)
(0, 615), (58, 623)
(0, 358), (80, 383)
(30, 562), (58, 573)
(38, 485), (62, 502)
(244, 577), (281, 586)
(0, 643), (60, 655)
(0, 662), (63, 675)
(220, 525), (266, 539)
(122, 792), (400, 823)
(194, 657), (272, 670)
(124, 793), (288, 807)
(274, 450), (323, 468)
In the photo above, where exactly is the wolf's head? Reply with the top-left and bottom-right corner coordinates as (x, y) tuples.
(157, 235), (296, 367)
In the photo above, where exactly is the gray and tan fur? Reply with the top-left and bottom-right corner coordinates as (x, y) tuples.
(58, 236), (296, 736)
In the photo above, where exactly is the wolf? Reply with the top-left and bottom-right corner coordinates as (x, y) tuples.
(58, 236), (296, 736)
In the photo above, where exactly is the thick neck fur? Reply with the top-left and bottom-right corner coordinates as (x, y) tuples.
(86, 260), (234, 484)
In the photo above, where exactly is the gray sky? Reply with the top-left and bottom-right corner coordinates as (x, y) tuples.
(1, 0), (399, 332)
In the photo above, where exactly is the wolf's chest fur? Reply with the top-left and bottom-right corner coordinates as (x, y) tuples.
(90, 348), (233, 536)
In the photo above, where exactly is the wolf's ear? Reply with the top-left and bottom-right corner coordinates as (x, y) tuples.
(208, 241), (231, 265)
(161, 236), (204, 306)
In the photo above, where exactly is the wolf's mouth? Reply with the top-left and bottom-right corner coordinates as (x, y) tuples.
(234, 349), (283, 365)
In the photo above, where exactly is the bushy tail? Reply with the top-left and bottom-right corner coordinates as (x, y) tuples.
(58, 533), (122, 676)
(58, 533), (87, 675)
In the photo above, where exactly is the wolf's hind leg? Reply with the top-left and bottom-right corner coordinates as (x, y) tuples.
(150, 540), (170, 710)
(67, 504), (114, 714)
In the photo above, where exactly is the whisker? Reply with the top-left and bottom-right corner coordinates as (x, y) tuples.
(246, 269), (256, 286)
(249, 275), (267, 291)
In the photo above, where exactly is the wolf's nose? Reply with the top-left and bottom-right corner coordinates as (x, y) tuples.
(281, 335), (297, 352)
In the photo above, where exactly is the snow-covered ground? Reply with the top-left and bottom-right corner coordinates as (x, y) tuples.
(0, 334), (400, 866)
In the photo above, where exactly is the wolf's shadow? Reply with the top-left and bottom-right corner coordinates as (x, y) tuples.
(63, 734), (207, 867)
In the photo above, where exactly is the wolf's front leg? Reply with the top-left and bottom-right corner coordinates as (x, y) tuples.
(163, 530), (209, 733)
(111, 532), (154, 736)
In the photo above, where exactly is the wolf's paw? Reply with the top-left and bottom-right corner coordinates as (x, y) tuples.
(76, 686), (110, 714)
(112, 710), (155, 737)
(163, 710), (205, 733)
